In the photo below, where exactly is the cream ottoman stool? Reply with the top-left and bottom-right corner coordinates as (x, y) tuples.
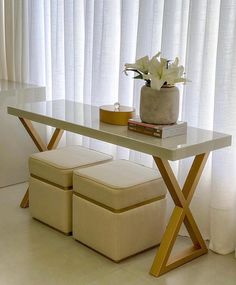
(73, 159), (167, 261)
(29, 145), (112, 234)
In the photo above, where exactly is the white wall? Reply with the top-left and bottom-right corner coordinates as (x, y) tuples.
(0, 80), (46, 187)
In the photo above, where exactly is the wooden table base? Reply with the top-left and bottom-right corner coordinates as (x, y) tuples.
(19, 117), (64, 208)
(150, 153), (209, 277)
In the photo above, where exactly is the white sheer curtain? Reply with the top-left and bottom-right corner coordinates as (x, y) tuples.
(0, 0), (235, 256)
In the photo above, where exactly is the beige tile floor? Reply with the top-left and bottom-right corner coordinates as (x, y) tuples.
(0, 182), (235, 285)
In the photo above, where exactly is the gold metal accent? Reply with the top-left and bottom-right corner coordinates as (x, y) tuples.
(47, 128), (64, 150)
(99, 105), (135, 125)
(19, 118), (47, 152)
(150, 153), (209, 277)
(30, 174), (72, 190)
(18, 117), (65, 208)
(20, 189), (29, 208)
(73, 192), (166, 213)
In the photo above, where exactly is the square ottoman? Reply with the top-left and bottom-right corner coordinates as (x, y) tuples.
(73, 159), (167, 261)
(29, 145), (112, 234)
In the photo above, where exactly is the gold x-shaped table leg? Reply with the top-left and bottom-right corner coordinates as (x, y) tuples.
(19, 117), (64, 208)
(150, 152), (209, 277)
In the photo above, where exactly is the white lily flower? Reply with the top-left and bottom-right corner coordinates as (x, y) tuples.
(170, 57), (179, 68)
(148, 57), (166, 76)
(144, 57), (168, 90)
(163, 66), (183, 84)
(125, 55), (150, 74)
(144, 74), (165, 90)
(152, 51), (161, 58)
(124, 51), (189, 90)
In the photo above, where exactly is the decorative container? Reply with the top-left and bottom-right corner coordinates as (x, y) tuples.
(99, 104), (135, 126)
(139, 85), (179, 124)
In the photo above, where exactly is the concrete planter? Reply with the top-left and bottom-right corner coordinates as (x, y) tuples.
(139, 85), (179, 124)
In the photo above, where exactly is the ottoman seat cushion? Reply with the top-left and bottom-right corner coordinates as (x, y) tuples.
(29, 145), (113, 188)
(73, 160), (166, 210)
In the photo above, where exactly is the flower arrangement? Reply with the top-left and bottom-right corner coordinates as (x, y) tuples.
(124, 52), (188, 91)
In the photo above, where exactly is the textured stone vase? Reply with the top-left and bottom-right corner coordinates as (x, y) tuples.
(139, 85), (179, 124)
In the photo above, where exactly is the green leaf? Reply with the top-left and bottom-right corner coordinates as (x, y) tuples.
(133, 74), (143, 79)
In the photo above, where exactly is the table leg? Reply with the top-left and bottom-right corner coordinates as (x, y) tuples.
(18, 117), (64, 208)
(150, 153), (209, 277)
(20, 189), (29, 208)
(47, 128), (64, 150)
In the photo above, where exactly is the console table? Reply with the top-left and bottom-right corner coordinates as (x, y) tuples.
(8, 100), (231, 277)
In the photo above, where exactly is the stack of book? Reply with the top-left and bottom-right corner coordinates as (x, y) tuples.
(128, 117), (187, 139)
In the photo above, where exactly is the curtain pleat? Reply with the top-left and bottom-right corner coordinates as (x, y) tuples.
(4, 0), (15, 81)
(117, 0), (139, 107)
(0, 0), (7, 79)
(29, 0), (45, 85)
(22, 0), (29, 83)
(64, 0), (75, 101)
(210, 0), (236, 254)
(73, 0), (85, 103)
(179, 0), (222, 239)
(50, 0), (65, 99)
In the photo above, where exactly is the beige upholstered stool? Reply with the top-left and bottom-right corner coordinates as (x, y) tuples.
(29, 145), (112, 234)
(73, 159), (167, 261)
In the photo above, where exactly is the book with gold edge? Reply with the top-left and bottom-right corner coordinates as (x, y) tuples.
(128, 117), (187, 138)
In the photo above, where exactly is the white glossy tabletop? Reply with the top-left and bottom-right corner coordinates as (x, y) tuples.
(8, 100), (232, 161)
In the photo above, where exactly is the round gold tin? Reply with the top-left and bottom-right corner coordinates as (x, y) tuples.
(99, 105), (135, 126)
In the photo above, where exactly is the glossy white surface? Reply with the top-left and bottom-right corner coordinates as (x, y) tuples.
(0, 80), (46, 187)
(8, 100), (231, 161)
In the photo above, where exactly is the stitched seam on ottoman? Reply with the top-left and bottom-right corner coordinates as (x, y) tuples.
(73, 173), (163, 190)
(73, 192), (166, 213)
(31, 174), (72, 190)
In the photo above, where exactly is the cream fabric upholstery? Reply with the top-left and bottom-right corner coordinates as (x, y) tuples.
(73, 160), (166, 209)
(73, 196), (167, 262)
(29, 145), (113, 187)
(73, 159), (167, 261)
(29, 145), (112, 234)
(30, 177), (72, 234)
